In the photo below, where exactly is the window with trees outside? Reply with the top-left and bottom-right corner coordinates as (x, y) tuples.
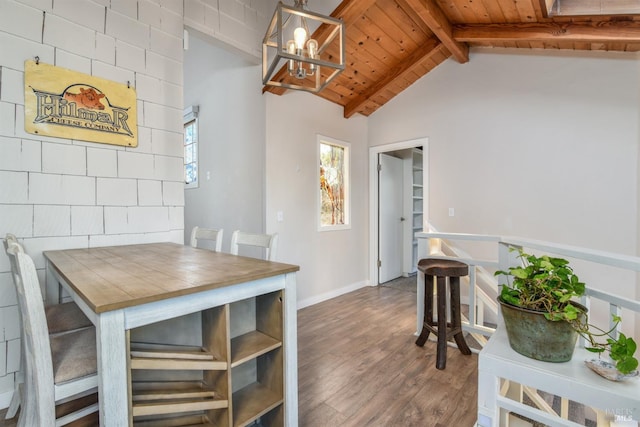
(184, 106), (199, 189)
(318, 135), (350, 231)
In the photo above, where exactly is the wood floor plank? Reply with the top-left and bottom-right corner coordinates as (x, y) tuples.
(297, 285), (478, 427)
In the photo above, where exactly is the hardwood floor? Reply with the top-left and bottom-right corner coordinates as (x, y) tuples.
(0, 284), (478, 427)
(298, 285), (478, 427)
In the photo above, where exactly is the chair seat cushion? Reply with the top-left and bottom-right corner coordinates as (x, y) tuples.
(45, 302), (92, 335)
(50, 327), (97, 384)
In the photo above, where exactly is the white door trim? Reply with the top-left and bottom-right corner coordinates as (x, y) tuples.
(369, 137), (429, 286)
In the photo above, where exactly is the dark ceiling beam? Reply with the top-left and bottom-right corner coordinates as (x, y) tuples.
(453, 21), (640, 42)
(263, 0), (377, 96)
(396, 0), (469, 64)
(343, 38), (446, 118)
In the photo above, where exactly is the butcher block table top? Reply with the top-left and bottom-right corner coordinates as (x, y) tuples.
(44, 242), (299, 314)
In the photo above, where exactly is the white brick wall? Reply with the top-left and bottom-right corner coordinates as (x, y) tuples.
(0, 274), (18, 308)
(0, 171), (28, 203)
(0, 0), (265, 396)
(5, 339), (20, 374)
(0, 30), (55, 71)
(152, 129), (182, 157)
(33, 205), (71, 237)
(184, 0), (276, 60)
(87, 147), (118, 177)
(71, 206), (104, 235)
(42, 143), (87, 176)
(0, 67), (24, 105)
(55, 50), (92, 75)
(1, 306), (20, 341)
(168, 206), (184, 229)
(118, 151), (155, 179)
(146, 51), (183, 84)
(0, 0), (43, 43)
(29, 174), (96, 205)
(0, 0), (262, 405)
(115, 40), (147, 74)
(143, 103), (182, 131)
(0, 205), (33, 238)
(162, 181), (185, 206)
(0, 137), (41, 172)
(138, 180), (162, 206)
(43, 14), (97, 59)
(97, 178), (138, 206)
(104, 206), (129, 234)
(95, 33), (116, 65)
(110, 0), (137, 19)
(51, 0), (106, 32)
(150, 27), (183, 61)
(154, 155), (183, 181)
(0, 342), (5, 377)
(106, 9), (150, 48)
(0, 102), (16, 136)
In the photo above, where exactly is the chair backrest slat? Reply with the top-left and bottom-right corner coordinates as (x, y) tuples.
(230, 230), (278, 261)
(190, 226), (224, 252)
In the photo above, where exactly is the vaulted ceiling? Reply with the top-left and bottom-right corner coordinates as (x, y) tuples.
(263, 0), (640, 118)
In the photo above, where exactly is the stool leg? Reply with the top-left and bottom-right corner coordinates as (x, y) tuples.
(450, 276), (472, 356)
(436, 276), (448, 370)
(415, 274), (433, 347)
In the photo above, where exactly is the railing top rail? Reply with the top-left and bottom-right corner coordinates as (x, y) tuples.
(500, 236), (640, 272)
(420, 254), (499, 269)
(585, 288), (640, 313)
(416, 232), (640, 272)
(415, 231), (502, 242)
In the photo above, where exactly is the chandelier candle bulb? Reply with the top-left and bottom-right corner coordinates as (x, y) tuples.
(307, 39), (318, 74)
(294, 27), (307, 51)
(287, 40), (296, 73)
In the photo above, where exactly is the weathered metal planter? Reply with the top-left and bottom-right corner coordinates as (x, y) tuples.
(498, 297), (586, 363)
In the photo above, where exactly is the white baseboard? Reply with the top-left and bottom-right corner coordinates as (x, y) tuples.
(0, 389), (14, 410)
(297, 280), (371, 310)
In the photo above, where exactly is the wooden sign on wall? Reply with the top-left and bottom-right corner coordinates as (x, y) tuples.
(24, 60), (138, 147)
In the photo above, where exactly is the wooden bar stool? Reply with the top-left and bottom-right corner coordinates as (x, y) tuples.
(415, 258), (472, 369)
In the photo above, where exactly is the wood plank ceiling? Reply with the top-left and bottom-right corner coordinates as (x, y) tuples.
(263, 0), (640, 118)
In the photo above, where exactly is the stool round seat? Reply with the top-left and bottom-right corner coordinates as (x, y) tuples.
(415, 257), (472, 369)
(417, 258), (468, 278)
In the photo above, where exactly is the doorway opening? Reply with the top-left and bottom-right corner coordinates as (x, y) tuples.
(369, 138), (428, 286)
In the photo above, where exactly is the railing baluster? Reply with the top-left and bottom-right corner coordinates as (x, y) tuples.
(610, 303), (622, 339)
(468, 266), (477, 328)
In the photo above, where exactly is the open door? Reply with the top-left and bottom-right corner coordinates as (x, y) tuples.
(378, 153), (404, 283)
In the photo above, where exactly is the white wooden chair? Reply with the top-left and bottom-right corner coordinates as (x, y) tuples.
(230, 230), (278, 261)
(189, 226), (224, 252)
(3, 235), (93, 421)
(5, 234), (92, 333)
(5, 240), (98, 426)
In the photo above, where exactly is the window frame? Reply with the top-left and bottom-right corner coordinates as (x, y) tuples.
(317, 134), (351, 232)
(184, 105), (199, 190)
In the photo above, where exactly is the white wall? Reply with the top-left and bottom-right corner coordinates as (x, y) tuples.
(183, 32), (266, 250)
(370, 48), (639, 256)
(265, 91), (369, 307)
(368, 48), (640, 333)
(0, 0), (186, 406)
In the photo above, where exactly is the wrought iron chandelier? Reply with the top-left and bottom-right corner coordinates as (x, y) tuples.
(262, 0), (345, 93)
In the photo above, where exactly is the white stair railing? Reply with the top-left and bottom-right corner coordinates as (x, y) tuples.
(415, 231), (640, 427)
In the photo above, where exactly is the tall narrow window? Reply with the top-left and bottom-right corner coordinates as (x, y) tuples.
(184, 106), (199, 189)
(318, 135), (350, 231)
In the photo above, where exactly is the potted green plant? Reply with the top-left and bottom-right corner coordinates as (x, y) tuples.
(495, 249), (638, 376)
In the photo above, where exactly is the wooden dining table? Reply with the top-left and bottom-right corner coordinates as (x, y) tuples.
(43, 242), (300, 426)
